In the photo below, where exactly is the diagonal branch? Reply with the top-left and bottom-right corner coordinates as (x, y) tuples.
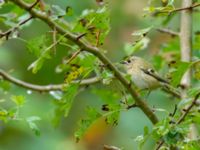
(177, 92), (200, 124)
(8, 0), (159, 124)
(0, 69), (100, 92)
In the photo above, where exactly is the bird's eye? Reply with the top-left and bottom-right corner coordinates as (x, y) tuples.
(127, 59), (131, 63)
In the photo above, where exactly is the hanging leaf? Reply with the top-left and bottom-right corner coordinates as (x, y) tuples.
(26, 116), (41, 136)
(124, 37), (150, 55)
(132, 26), (153, 37)
(52, 83), (79, 127)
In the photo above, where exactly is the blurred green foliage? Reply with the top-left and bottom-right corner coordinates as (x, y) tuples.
(1, 0), (200, 150)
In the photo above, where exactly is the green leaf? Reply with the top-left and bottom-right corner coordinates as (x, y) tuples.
(11, 95), (25, 107)
(104, 108), (120, 125)
(26, 35), (47, 57)
(28, 57), (45, 74)
(193, 33), (200, 51)
(152, 118), (171, 140)
(168, 0), (174, 5)
(26, 116), (41, 136)
(144, 5), (174, 16)
(0, 109), (8, 122)
(163, 127), (184, 145)
(101, 69), (114, 85)
(27, 35), (52, 73)
(170, 61), (191, 87)
(72, 6), (110, 45)
(93, 89), (121, 125)
(132, 26), (153, 37)
(0, 80), (11, 91)
(66, 6), (73, 16)
(193, 61), (200, 80)
(74, 107), (101, 142)
(135, 126), (150, 150)
(162, 37), (180, 52)
(52, 83), (79, 127)
(124, 37), (150, 55)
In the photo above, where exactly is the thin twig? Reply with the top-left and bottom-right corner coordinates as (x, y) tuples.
(170, 2), (200, 13)
(0, 15), (33, 39)
(177, 92), (200, 124)
(156, 28), (179, 37)
(66, 49), (82, 64)
(96, 30), (101, 47)
(52, 26), (57, 54)
(0, 69), (100, 92)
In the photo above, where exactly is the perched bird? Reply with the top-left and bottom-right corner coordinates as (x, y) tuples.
(121, 56), (169, 90)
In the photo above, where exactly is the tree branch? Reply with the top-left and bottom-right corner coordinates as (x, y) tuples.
(180, 0), (192, 87)
(8, 0), (159, 124)
(156, 28), (179, 37)
(171, 2), (200, 13)
(180, 0), (199, 141)
(0, 69), (100, 92)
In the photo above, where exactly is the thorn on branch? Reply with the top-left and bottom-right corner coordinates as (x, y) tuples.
(126, 103), (138, 109)
(28, 0), (40, 10)
(169, 104), (177, 117)
(76, 33), (87, 41)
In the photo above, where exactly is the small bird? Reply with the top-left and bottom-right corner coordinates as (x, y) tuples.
(121, 56), (169, 90)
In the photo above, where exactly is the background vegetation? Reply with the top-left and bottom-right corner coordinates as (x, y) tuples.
(1, 0), (200, 150)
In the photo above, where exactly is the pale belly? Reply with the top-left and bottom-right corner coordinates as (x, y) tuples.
(131, 72), (160, 89)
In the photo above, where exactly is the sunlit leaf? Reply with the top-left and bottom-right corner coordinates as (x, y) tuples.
(124, 37), (150, 55)
(11, 95), (25, 107)
(0, 80), (11, 91)
(72, 6), (110, 45)
(27, 57), (45, 74)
